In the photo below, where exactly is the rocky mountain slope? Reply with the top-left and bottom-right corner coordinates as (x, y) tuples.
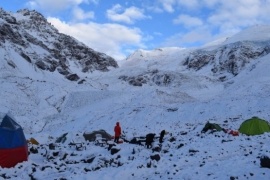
(125, 25), (270, 84)
(0, 8), (118, 82)
(1, 8), (270, 179)
(184, 40), (270, 80)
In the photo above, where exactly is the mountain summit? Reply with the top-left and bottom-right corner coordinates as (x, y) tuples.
(0, 8), (118, 82)
(223, 25), (270, 45)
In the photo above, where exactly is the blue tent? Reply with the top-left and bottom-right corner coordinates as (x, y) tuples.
(0, 114), (28, 168)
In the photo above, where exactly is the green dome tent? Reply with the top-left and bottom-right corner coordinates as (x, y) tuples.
(239, 117), (270, 135)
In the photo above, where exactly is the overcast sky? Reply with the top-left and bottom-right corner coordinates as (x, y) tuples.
(1, 0), (270, 60)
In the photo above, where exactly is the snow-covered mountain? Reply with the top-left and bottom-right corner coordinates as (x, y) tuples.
(0, 8), (118, 82)
(1, 8), (270, 179)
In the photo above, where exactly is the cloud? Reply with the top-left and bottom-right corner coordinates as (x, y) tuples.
(72, 7), (95, 21)
(203, 0), (219, 7)
(26, 0), (96, 21)
(162, 27), (213, 47)
(157, 0), (200, 13)
(48, 17), (145, 60)
(158, 0), (175, 13)
(27, 0), (96, 21)
(27, 0), (86, 12)
(173, 14), (203, 28)
(206, 0), (270, 34)
(163, 0), (270, 48)
(106, 4), (150, 24)
(176, 0), (200, 9)
(88, 0), (99, 4)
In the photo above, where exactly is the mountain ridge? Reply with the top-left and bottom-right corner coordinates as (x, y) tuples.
(124, 25), (270, 83)
(0, 8), (118, 82)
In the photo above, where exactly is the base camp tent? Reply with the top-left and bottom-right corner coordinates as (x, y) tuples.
(83, 129), (112, 142)
(239, 117), (270, 135)
(201, 122), (223, 133)
(0, 114), (28, 168)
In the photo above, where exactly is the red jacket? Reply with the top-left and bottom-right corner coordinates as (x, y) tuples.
(114, 122), (121, 137)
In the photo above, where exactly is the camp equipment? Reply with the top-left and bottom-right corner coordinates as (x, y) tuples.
(201, 122), (223, 133)
(83, 129), (112, 142)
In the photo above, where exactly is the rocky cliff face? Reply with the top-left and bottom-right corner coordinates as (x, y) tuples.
(183, 41), (270, 79)
(122, 25), (270, 87)
(0, 8), (118, 82)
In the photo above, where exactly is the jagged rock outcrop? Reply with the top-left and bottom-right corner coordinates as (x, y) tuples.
(119, 69), (175, 87)
(118, 69), (200, 88)
(183, 41), (270, 77)
(0, 8), (118, 81)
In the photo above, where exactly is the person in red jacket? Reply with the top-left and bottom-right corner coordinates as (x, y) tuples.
(114, 122), (121, 143)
